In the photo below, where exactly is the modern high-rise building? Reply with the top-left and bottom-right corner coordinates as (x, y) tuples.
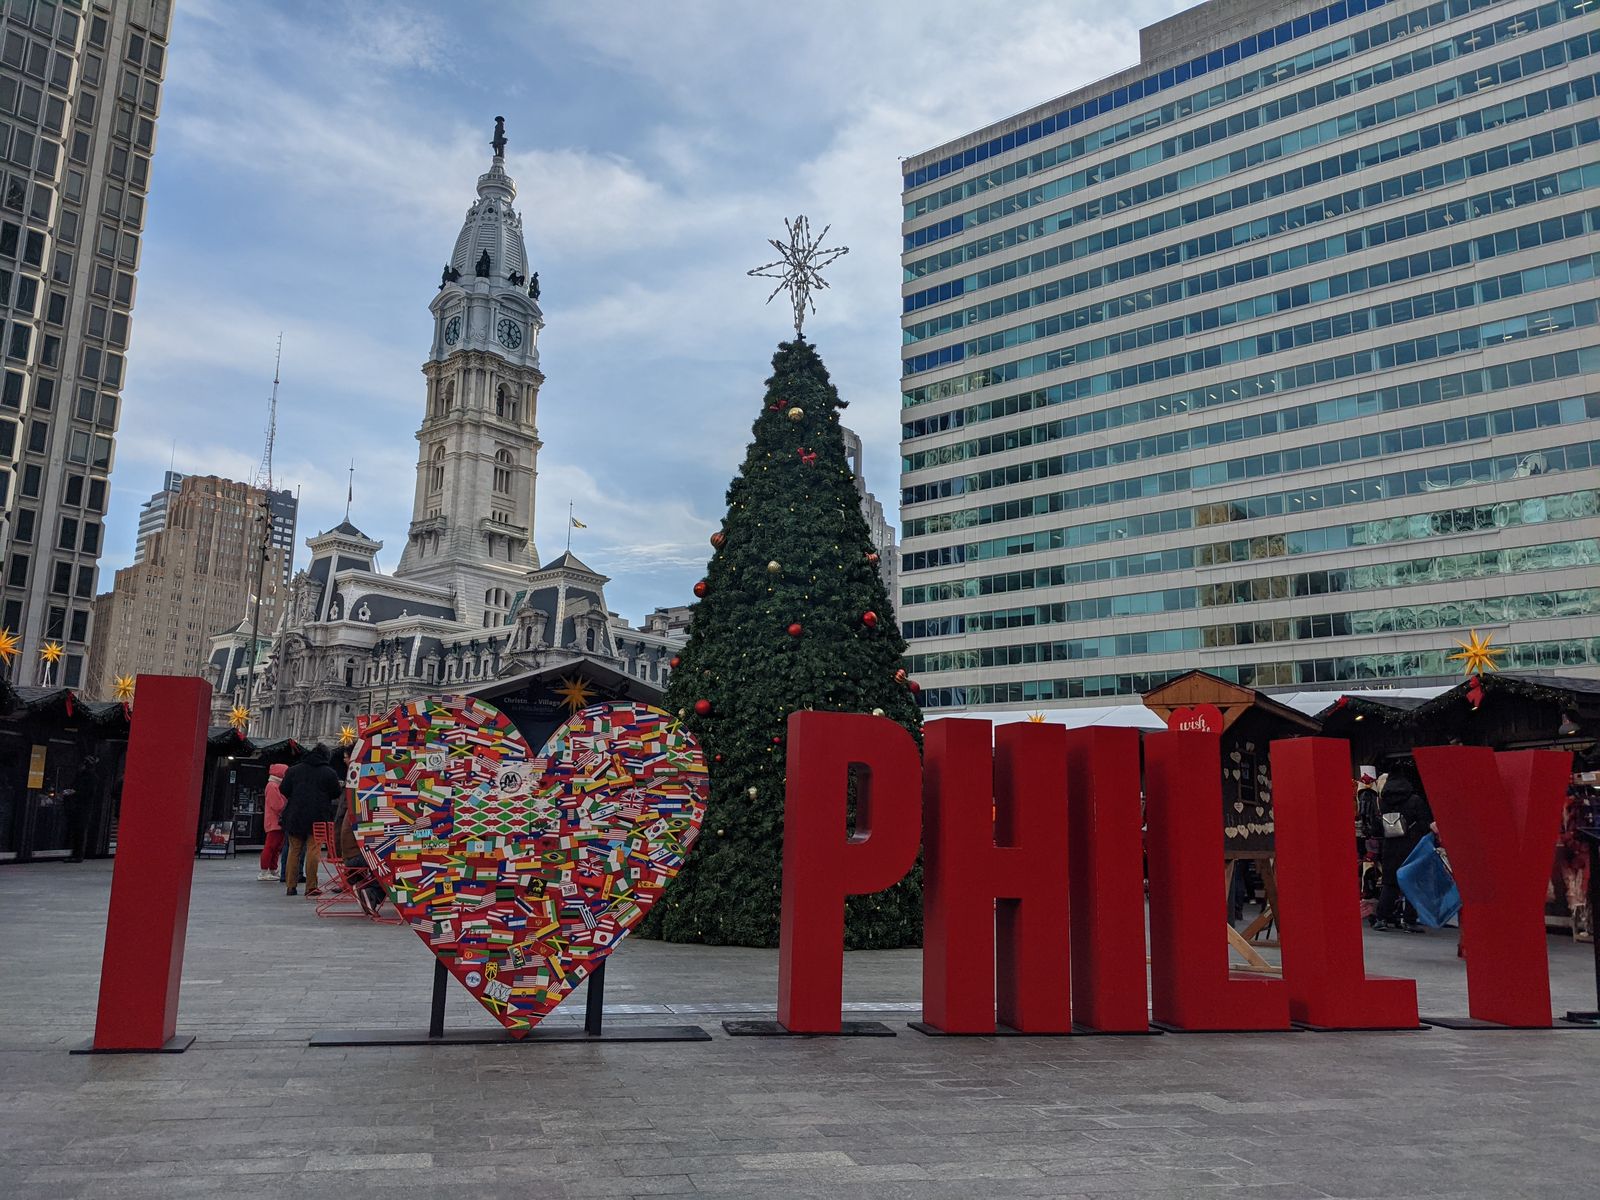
(86, 474), (289, 699)
(841, 424), (899, 603)
(0, 0), (171, 688)
(898, 0), (1600, 709)
(133, 466), (180, 561)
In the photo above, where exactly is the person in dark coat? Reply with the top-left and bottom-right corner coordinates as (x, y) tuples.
(62, 755), (99, 862)
(1373, 773), (1435, 932)
(280, 746), (341, 896)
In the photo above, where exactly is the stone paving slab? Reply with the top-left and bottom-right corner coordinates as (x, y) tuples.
(1, 858), (1597, 1198)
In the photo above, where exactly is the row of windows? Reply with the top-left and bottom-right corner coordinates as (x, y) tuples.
(904, 159), (1594, 339)
(901, 434), (1600, 588)
(1202, 486), (1598, 564)
(913, 636), (1600, 707)
(906, 411), (1597, 577)
(903, 202), (1596, 379)
(902, 496), (1597, 636)
(908, 585), (1600, 673)
(904, 532), (1597, 637)
(904, 67), (1593, 287)
(905, 0), (1427, 188)
(909, 371), (1596, 514)
(902, 292), (1592, 536)
(907, 12), (1583, 248)
(904, 250), (1595, 413)
(905, 113), (1596, 320)
(906, 341), (1597, 494)
(907, 0), (1525, 214)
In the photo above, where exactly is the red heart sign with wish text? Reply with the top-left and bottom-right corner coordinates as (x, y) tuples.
(351, 695), (708, 1036)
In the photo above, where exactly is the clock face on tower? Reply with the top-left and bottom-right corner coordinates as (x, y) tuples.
(443, 314), (462, 345)
(496, 316), (523, 350)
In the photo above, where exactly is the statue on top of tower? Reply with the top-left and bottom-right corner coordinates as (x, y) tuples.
(475, 249), (491, 277)
(492, 115), (507, 159)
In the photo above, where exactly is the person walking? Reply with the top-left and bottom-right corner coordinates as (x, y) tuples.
(62, 755), (99, 862)
(257, 763), (288, 882)
(280, 746), (340, 897)
(1372, 773), (1434, 932)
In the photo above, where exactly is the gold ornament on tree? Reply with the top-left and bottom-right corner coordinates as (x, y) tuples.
(113, 674), (136, 704)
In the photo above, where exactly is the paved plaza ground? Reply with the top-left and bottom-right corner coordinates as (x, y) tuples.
(2, 858), (1599, 1199)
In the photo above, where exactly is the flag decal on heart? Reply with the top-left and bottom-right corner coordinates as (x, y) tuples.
(351, 695), (708, 1035)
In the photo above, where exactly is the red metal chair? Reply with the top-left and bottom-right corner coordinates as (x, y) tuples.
(310, 821), (400, 922)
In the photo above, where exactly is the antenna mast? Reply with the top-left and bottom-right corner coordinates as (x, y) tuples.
(253, 334), (281, 491)
(242, 333), (283, 732)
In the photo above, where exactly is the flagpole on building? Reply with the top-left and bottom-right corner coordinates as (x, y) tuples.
(566, 501), (573, 553)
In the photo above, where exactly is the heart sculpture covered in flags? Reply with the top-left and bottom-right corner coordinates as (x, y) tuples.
(350, 695), (708, 1035)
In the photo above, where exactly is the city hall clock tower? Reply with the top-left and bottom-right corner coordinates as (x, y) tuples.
(396, 117), (544, 621)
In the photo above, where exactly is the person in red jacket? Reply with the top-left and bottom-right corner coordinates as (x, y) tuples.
(257, 763), (288, 882)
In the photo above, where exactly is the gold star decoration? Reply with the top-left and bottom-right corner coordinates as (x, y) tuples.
(229, 705), (251, 731)
(1449, 628), (1505, 675)
(0, 627), (18, 664)
(339, 724), (357, 747)
(40, 641), (63, 665)
(553, 674), (597, 713)
(1026, 712), (1047, 723)
(114, 675), (136, 703)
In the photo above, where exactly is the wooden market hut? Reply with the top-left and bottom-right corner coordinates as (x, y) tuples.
(0, 685), (131, 862)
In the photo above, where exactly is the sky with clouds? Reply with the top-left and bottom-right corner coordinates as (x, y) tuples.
(114, 0), (1185, 622)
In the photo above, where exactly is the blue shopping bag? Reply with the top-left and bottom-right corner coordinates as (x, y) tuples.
(1396, 832), (1461, 928)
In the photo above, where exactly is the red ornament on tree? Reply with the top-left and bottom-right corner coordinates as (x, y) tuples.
(693, 580), (709, 598)
(669, 655), (681, 669)
(787, 623), (803, 638)
(771, 735), (783, 745)
(894, 668), (907, 683)
(694, 698), (713, 716)
(710, 531), (725, 549)
(908, 680), (922, 695)
(866, 552), (880, 564)
(862, 611), (878, 628)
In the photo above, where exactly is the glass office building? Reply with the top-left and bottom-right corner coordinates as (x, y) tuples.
(898, 0), (1600, 709)
(0, 0), (171, 688)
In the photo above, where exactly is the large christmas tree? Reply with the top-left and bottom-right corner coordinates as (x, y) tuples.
(649, 337), (922, 948)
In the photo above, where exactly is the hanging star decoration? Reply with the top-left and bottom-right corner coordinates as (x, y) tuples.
(1449, 628), (1504, 675)
(1026, 712), (1048, 723)
(114, 675), (136, 704)
(747, 215), (849, 336)
(553, 673), (597, 712)
(229, 705), (251, 732)
(0, 627), (18, 665)
(40, 641), (63, 665)
(339, 724), (357, 747)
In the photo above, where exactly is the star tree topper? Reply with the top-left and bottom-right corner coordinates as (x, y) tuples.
(748, 215), (849, 336)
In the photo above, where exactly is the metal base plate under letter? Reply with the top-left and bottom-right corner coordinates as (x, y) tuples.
(722, 1019), (896, 1037)
(309, 1024), (710, 1047)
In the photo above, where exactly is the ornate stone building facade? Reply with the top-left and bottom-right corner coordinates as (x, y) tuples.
(206, 122), (682, 743)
